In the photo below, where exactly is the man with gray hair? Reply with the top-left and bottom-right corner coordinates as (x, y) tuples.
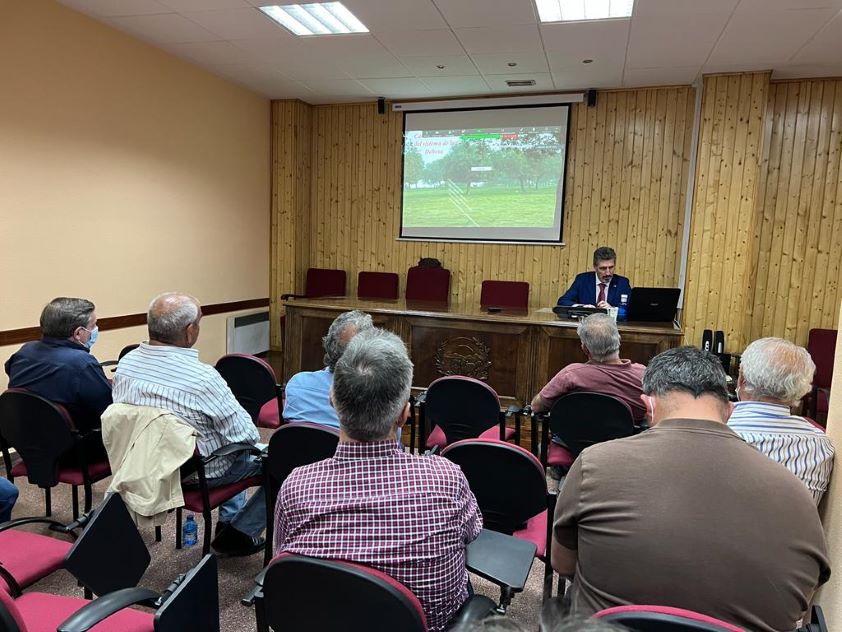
(6, 297), (111, 432)
(552, 346), (829, 631)
(531, 313), (646, 424)
(728, 337), (834, 504)
(275, 328), (482, 631)
(113, 292), (265, 556)
(282, 310), (373, 428)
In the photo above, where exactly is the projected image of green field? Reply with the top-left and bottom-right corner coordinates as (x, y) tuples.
(402, 186), (557, 227)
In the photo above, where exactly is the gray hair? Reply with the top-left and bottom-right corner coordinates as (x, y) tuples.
(577, 314), (620, 362)
(322, 310), (374, 371)
(740, 337), (816, 405)
(593, 246), (616, 266)
(331, 328), (413, 441)
(147, 292), (200, 344)
(40, 297), (95, 338)
(643, 346), (729, 403)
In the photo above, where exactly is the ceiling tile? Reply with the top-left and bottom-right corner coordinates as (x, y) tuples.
(623, 65), (701, 87)
(296, 34), (394, 56)
(434, 0), (537, 28)
(790, 11), (842, 64)
(707, 8), (838, 65)
(540, 20), (629, 64)
(632, 0), (739, 17)
(771, 62), (842, 79)
(57, 0), (172, 17)
(106, 13), (219, 43)
(483, 72), (555, 91)
(470, 52), (550, 75)
(626, 12), (729, 69)
(338, 54), (412, 79)
(157, 0), (249, 10)
(551, 60), (623, 90)
(399, 55), (479, 76)
(375, 29), (466, 57)
(454, 25), (543, 54)
(356, 78), (433, 98)
(300, 78), (374, 101)
(419, 75), (491, 95)
(162, 40), (253, 65)
(231, 38), (352, 79)
(181, 7), (289, 39)
(343, 0), (447, 31)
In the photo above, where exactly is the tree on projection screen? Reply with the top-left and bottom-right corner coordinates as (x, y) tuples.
(400, 105), (570, 243)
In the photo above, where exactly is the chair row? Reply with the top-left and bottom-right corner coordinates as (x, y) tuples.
(285, 266), (531, 308)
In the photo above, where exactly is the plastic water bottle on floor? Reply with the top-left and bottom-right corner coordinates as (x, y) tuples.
(183, 515), (198, 547)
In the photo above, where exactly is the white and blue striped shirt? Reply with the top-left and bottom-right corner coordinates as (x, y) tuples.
(112, 343), (258, 479)
(728, 400), (834, 505)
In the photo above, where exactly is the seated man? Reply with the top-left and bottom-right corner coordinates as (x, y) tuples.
(275, 328), (482, 631)
(282, 310), (372, 427)
(0, 479), (19, 522)
(531, 313), (646, 424)
(552, 346), (830, 631)
(729, 337), (834, 504)
(113, 292), (264, 556)
(557, 247), (631, 308)
(5, 297), (112, 432)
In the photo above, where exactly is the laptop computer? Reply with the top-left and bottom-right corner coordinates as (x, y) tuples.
(627, 287), (681, 322)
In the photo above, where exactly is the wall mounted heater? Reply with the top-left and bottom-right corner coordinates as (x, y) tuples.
(226, 311), (270, 355)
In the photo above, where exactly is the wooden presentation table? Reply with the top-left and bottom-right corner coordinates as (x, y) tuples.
(283, 298), (683, 408)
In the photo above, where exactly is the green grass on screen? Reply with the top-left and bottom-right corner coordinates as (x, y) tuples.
(403, 186), (558, 228)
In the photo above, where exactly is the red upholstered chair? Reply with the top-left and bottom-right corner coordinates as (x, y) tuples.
(406, 266), (451, 303)
(419, 376), (517, 452)
(0, 390), (111, 520)
(215, 354), (282, 429)
(804, 328), (836, 422)
(480, 280), (529, 309)
(440, 438), (554, 601)
(176, 444), (264, 556)
(358, 271), (400, 300)
(281, 268), (347, 301)
(261, 423), (340, 565)
(247, 553), (495, 632)
(593, 605), (745, 631)
(536, 392), (635, 470)
(0, 517), (78, 595)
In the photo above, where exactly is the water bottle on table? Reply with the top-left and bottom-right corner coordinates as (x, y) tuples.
(183, 514), (198, 547)
(618, 294), (628, 321)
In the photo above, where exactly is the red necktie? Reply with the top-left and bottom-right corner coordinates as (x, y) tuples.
(597, 283), (606, 304)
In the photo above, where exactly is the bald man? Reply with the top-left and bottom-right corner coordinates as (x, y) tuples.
(113, 292), (265, 557)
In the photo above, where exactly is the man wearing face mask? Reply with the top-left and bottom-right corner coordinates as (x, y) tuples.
(5, 297), (112, 433)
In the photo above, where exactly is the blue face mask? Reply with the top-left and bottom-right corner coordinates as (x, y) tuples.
(82, 326), (99, 350)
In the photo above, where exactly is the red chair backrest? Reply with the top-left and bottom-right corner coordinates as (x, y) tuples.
(424, 376), (501, 445)
(480, 280), (529, 309)
(306, 268), (347, 298)
(807, 328), (836, 389)
(358, 271), (400, 300)
(595, 605), (744, 631)
(406, 267), (450, 303)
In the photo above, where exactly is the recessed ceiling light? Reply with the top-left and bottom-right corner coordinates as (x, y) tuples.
(436, 64), (446, 69)
(582, 59), (593, 64)
(534, 0), (634, 23)
(507, 62), (518, 67)
(259, 3), (369, 36)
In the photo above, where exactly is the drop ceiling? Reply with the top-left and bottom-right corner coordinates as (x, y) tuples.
(57, 0), (842, 103)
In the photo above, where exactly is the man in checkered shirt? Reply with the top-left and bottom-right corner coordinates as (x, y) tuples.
(274, 328), (482, 631)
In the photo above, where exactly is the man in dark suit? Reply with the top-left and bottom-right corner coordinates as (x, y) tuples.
(557, 246), (632, 307)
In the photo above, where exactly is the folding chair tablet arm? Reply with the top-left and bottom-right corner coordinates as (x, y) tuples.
(57, 588), (160, 632)
(241, 566), (269, 606)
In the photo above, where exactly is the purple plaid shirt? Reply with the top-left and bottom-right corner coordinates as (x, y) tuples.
(274, 440), (482, 631)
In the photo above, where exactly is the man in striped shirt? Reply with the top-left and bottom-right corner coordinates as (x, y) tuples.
(728, 337), (834, 505)
(113, 292), (265, 555)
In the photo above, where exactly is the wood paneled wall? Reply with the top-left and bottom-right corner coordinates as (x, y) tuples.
(271, 100), (312, 348)
(683, 72), (770, 350)
(746, 79), (842, 346)
(271, 87), (696, 342)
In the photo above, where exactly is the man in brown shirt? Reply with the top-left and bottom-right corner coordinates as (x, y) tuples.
(552, 346), (830, 632)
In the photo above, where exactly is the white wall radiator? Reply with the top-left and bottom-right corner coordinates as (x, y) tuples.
(226, 311), (270, 355)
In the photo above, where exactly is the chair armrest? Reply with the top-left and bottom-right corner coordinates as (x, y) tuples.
(98, 361), (119, 368)
(204, 442), (263, 464)
(280, 293), (307, 301)
(415, 390), (427, 405)
(240, 566), (269, 606)
(0, 516), (73, 534)
(447, 595), (497, 629)
(57, 588), (160, 632)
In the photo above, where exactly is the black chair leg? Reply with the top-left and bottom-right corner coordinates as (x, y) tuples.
(202, 506), (213, 556)
(542, 560), (553, 601)
(71, 486), (79, 521)
(83, 482), (93, 513)
(155, 526), (162, 542)
(175, 508), (183, 549)
(44, 487), (52, 517)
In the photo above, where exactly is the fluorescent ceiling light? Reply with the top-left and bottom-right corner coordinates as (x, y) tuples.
(259, 3), (369, 36)
(535, 0), (633, 22)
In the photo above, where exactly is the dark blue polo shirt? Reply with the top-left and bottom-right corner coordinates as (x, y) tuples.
(5, 337), (112, 432)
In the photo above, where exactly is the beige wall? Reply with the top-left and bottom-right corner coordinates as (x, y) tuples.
(0, 0), (271, 386)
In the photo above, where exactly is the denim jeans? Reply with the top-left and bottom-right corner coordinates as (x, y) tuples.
(0, 479), (19, 523)
(204, 452), (265, 538)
